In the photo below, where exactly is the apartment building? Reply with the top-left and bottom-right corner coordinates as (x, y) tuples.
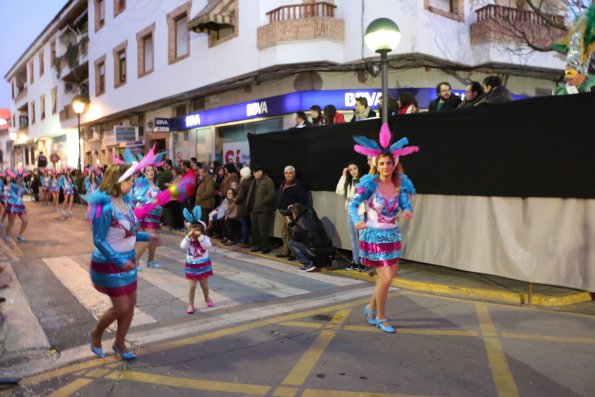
(4, 0), (566, 169)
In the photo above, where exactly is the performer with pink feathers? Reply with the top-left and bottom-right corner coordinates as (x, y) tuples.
(4, 166), (31, 243)
(349, 123), (419, 333)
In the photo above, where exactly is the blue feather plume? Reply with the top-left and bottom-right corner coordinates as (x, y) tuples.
(122, 148), (137, 164)
(353, 136), (381, 150)
(192, 206), (202, 223)
(182, 208), (194, 223)
(389, 137), (409, 151)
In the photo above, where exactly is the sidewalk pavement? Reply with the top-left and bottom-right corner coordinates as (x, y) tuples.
(160, 226), (594, 316)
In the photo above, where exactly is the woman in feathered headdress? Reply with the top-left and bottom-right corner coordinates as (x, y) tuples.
(349, 123), (419, 333)
(180, 206), (214, 314)
(87, 164), (158, 361)
(131, 144), (166, 269)
(49, 169), (60, 212)
(39, 167), (51, 207)
(4, 165), (31, 243)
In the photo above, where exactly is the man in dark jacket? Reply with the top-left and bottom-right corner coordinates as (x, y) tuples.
(246, 165), (276, 253)
(428, 82), (461, 111)
(286, 203), (334, 272)
(476, 75), (512, 105)
(276, 165), (308, 260)
(457, 81), (484, 108)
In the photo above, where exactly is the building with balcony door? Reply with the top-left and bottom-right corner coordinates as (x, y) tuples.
(5, 0), (568, 169)
(4, 0), (89, 170)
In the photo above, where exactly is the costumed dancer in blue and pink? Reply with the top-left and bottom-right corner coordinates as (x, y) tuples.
(60, 168), (76, 217)
(4, 166), (31, 243)
(49, 170), (60, 211)
(131, 145), (166, 269)
(87, 163), (158, 360)
(348, 123), (419, 333)
(0, 171), (9, 227)
(180, 206), (214, 314)
(40, 168), (51, 207)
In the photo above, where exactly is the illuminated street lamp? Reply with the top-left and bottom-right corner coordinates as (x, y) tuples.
(71, 95), (88, 171)
(364, 18), (401, 124)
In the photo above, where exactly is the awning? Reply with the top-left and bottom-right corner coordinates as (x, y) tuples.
(188, 0), (235, 33)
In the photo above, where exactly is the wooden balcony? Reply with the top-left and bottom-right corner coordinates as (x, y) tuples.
(257, 2), (344, 49)
(470, 4), (566, 47)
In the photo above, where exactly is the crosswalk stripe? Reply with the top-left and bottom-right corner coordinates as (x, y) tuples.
(42, 257), (156, 327)
(0, 262), (50, 354)
(137, 267), (240, 311)
(156, 247), (311, 298)
(216, 248), (364, 287)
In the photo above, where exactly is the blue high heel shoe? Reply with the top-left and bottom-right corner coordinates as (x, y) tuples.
(146, 261), (161, 268)
(88, 332), (106, 358)
(363, 306), (376, 325)
(374, 319), (396, 334)
(113, 344), (137, 360)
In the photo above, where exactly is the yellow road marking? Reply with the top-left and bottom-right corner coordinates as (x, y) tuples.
(272, 385), (299, 396)
(502, 332), (595, 344)
(19, 359), (104, 386)
(280, 321), (325, 329)
(86, 367), (111, 378)
(476, 303), (519, 397)
(104, 370), (270, 395)
(282, 309), (351, 386)
(46, 378), (92, 397)
(302, 389), (437, 397)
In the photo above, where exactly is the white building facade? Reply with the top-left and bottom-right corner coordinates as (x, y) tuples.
(5, 0), (567, 169)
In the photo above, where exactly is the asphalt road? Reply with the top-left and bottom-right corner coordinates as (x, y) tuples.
(1, 202), (594, 397)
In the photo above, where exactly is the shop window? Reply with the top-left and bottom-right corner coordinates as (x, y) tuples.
(114, 0), (126, 17)
(51, 87), (57, 114)
(39, 51), (44, 76)
(31, 101), (36, 124)
(95, 0), (105, 32)
(424, 0), (464, 22)
(113, 41), (127, 88)
(136, 23), (155, 78)
(40, 95), (46, 120)
(94, 55), (106, 96)
(167, 2), (191, 64)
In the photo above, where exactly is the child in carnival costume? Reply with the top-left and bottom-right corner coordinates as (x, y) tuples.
(553, 4), (595, 95)
(4, 165), (31, 242)
(127, 145), (166, 269)
(349, 123), (419, 333)
(181, 206), (214, 314)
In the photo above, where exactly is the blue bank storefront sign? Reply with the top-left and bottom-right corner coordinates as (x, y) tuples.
(170, 88), (527, 130)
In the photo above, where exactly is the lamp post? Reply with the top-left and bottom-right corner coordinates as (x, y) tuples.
(71, 95), (87, 171)
(364, 18), (401, 124)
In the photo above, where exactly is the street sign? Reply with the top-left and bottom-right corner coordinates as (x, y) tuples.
(50, 153), (60, 163)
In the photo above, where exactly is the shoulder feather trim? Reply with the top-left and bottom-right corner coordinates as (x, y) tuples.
(400, 174), (416, 195)
(355, 174), (378, 195)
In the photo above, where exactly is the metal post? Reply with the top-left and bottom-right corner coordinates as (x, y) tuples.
(380, 51), (389, 124)
(77, 113), (82, 171)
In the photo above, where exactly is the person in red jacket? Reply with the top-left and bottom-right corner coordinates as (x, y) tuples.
(323, 104), (345, 125)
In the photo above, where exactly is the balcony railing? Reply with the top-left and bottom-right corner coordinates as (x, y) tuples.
(258, 2), (344, 49)
(475, 4), (565, 27)
(266, 2), (336, 23)
(471, 4), (566, 46)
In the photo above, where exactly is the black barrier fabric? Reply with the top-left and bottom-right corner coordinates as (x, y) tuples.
(248, 93), (595, 198)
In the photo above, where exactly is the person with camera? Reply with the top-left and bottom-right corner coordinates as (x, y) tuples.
(285, 203), (334, 273)
(276, 165), (308, 260)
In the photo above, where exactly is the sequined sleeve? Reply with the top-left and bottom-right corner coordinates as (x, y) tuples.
(348, 180), (373, 224)
(399, 174), (414, 212)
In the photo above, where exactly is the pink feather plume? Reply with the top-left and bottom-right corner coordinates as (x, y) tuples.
(354, 145), (382, 157)
(136, 144), (158, 171)
(112, 156), (125, 164)
(133, 173), (194, 219)
(392, 146), (420, 157)
(379, 123), (392, 149)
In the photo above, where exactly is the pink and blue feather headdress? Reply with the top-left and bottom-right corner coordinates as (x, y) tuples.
(353, 123), (419, 159)
(7, 164), (30, 179)
(114, 144), (166, 183)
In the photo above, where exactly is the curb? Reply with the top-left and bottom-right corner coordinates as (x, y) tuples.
(160, 228), (592, 308)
